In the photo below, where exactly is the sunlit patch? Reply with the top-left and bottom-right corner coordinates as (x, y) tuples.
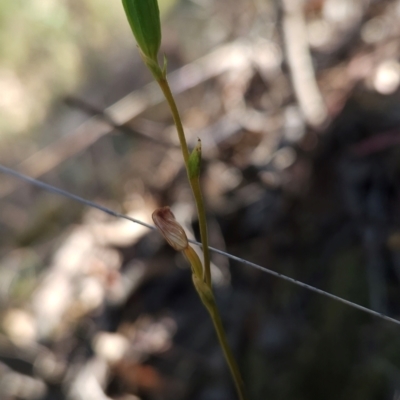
(2, 308), (37, 346)
(373, 60), (400, 94)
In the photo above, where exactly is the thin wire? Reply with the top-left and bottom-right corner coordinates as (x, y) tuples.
(1, 163), (400, 327)
(0, 164), (155, 231)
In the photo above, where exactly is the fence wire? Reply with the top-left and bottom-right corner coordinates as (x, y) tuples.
(0, 163), (399, 327)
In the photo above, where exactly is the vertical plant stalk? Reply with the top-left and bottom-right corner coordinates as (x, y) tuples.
(192, 273), (247, 400)
(156, 77), (212, 286)
(153, 208), (248, 400)
(121, 1), (245, 397)
(208, 301), (247, 400)
(155, 84), (246, 397)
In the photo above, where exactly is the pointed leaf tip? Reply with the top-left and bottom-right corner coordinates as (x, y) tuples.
(188, 139), (202, 180)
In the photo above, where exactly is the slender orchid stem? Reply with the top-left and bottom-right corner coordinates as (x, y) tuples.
(191, 273), (248, 400)
(208, 303), (247, 400)
(157, 76), (212, 286)
(157, 75), (247, 399)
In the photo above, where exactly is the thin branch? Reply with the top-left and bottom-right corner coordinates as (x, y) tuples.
(0, 163), (399, 327)
(282, 0), (328, 128)
(0, 40), (250, 200)
(64, 96), (177, 148)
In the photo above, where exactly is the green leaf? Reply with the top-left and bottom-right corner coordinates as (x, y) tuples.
(192, 273), (214, 309)
(188, 138), (202, 180)
(122, 0), (161, 66)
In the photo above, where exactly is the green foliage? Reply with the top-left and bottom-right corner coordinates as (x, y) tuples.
(188, 138), (202, 180)
(122, 0), (162, 75)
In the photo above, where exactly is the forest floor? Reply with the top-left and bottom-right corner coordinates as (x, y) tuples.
(2, 1), (400, 399)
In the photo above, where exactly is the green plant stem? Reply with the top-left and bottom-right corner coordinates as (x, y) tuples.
(204, 294), (248, 400)
(189, 176), (210, 283)
(157, 74), (247, 400)
(157, 76), (212, 285)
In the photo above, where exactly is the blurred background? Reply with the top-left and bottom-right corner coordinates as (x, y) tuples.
(2, 0), (400, 399)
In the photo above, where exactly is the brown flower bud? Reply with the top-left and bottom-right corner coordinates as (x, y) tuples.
(152, 207), (189, 251)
